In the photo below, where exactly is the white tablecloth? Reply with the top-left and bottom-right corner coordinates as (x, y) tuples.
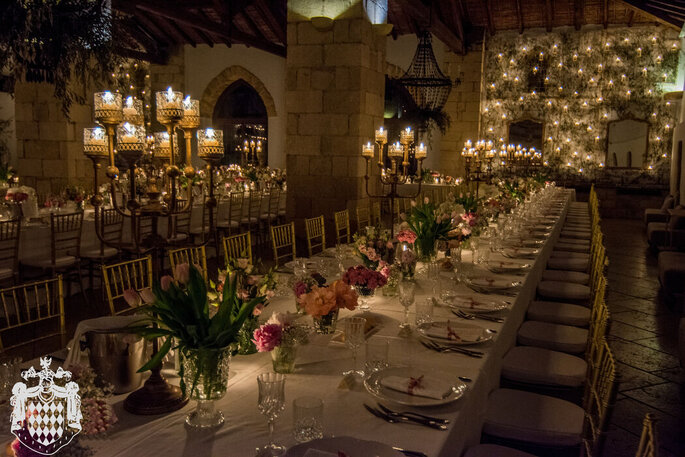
(16, 190), (573, 456)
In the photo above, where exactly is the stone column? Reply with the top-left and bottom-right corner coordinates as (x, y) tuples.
(285, 1), (386, 241)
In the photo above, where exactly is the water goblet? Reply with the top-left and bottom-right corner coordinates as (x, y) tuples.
(256, 373), (287, 456)
(293, 396), (324, 443)
(342, 317), (367, 380)
(398, 280), (416, 337)
(364, 338), (389, 375)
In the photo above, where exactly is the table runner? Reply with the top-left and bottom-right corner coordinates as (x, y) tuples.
(12, 189), (574, 456)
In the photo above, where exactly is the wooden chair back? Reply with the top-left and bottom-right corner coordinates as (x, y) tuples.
(371, 201), (381, 226)
(102, 256), (153, 315)
(356, 206), (370, 230)
(582, 338), (617, 457)
(0, 276), (65, 355)
(635, 413), (659, 457)
(223, 232), (253, 266)
(50, 212), (83, 262)
(305, 215), (326, 257)
(334, 209), (350, 244)
(95, 208), (123, 255)
(0, 219), (20, 276)
(168, 245), (208, 280)
(270, 222), (296, 266)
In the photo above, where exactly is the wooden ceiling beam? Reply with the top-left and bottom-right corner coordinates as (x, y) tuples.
(447, 0), (467, 54)
(114, 47), (167, 65)
(255, 0), (286, 44)
(121, 0), (286, 56)
(396, 0), (464, 54)
(573, 0), (584, 30)
(602, 0), (609, 28)
(545, 0), (553, 31)
(619, 0), (684, 29)
(515, 0), (524, 33)
(191, 11), (216, 47)
(169, 20), (196, 47)
(484, 0), (495, 35)
(239, 9), (267, 41)
(627, 9), (635, 26)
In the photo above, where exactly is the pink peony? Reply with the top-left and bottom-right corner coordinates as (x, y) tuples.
(253, 323), (283, 352)
(294, 281), (308, 298)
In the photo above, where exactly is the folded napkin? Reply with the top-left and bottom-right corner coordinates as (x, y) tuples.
(470, 277), (508, 288)
(423, 323), (483, 342)
(381, 375), (453, 400)
(64, 315), (147, 368)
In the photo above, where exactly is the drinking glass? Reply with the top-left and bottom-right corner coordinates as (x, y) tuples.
(293, 396), (324, 443)
(364, 338), (389, 374)
(415, 298), (434, 326)
(398, 280), (416, 337)
(335, 243), (345, 273)
(342, 317), (367, 379)
(256, 373), (286, 456)
(427, 261), (441, 297)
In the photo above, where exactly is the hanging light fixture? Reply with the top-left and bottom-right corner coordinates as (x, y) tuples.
(397, 32), (453, 114)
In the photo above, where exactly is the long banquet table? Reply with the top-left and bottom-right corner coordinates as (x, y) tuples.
(18, 189), (573, 457)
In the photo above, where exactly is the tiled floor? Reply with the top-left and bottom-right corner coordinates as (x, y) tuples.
(601, 219), (685, 457)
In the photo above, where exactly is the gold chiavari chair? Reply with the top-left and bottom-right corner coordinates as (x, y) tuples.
(168, 245), (208, 280)
(22, 212), (85, 299)
(167, 200), (191, 245)
(635, 413), (658, 457)
(102, 256), (153, 316)
(581, 338), (618, 457)
(260, 189), (280, 229)
(356, 205), (370, 231)
(132, 215), (154, 251)
(270, 222), (296, 267)
(371, 201), (381, 226)
(334, 209), (350, 245)
(190, 196), (218, 245)
(0, 276), (65, 358)
(81, 208), (123, 290)
(277, 190), (287, 223)
(0, 219), (21, 285)
(305, 215), (326, 257)
(223, 232), (253, 266)
(242, 191), (262, 244)
(217, 191), (244, 236)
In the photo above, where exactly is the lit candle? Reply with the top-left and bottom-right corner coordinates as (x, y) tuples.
(361, 142), (374, 158)
(123, 96), (137, 116)
(375, 127), (387, 143)
(202, 128), (219, 146)
(388, 142), (403, 158)
(415, 143), (427, 159)
(465, 139), (473, 149)
(400, 127), (413, 143)
(84, 127), (106, 146)
(101, 91), (117, 110)
(119, 123), (141, 144)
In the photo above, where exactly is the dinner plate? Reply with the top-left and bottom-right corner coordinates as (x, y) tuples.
(502, 247), (539, 259)
(364, 366), (468, 407)
(417, 321), (493, 346)
(465, 277), (521, 293)
(284, 258), (325, 270)
(485, 260), (531, 274)
(442, 294), (509, 313)
(285, 436), (402, 457)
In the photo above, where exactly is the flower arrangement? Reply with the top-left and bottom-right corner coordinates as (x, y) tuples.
(293, 272), (327, 298)
(407, 198), (459, 260)
(5, 191), (28, 203)
(210, 258), (277, 316)
(342, 265), (388, 291)
(68, 364), (117, 436)
(353, 225), (393, 269)
(453, 192), (481, 214)
(396, 229), (417, 244)
(297, 280), (358, 318)
(133, 264), (263, 398)
(253, 312), (308, 352)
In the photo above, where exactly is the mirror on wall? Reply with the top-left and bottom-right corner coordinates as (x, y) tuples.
(508, 119), (544, 150)
(606, 119), (649, 168)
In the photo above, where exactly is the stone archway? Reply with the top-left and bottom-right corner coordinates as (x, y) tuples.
(200, 66), (277, 119)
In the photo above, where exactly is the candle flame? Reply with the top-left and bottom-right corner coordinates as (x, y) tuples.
(206, 128), (215, 138)
(166, 86), (174, 102)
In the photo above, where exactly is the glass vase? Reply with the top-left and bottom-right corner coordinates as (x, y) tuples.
(356, 285), (375, 311)
(237, 315), (259, 355)
(271, 344), (298, 373)
(181, 346), (231, 428)
(415, 237), (438, 262)
(312, 309), (339, 334)
(395, 241), (417, 280)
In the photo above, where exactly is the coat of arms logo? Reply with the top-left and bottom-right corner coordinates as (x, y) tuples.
(9, 357), (82, 455)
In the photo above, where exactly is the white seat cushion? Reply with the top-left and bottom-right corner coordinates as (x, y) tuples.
(484, 388), (584, 446)
(554, 243), (589, 253)
(189, 227), (210, 235)
(240, 217), (259, 224)
(561, 231), (591, 240)
(22, 255), (77, 269)
(518, 321), (588, 353)
(542, 269), (589, 285)
(502, 346), (587, 387)
(558, 238), (590, 246)
(80, 247), (119, 259)
(217, 220), (239, 229)
(167, 233), (189, 243)
(538, 281), (591, 302)
(547, 257), (588, 272)
(278, 210), (286, 216)
(551, 251), (590, 260)
(565, 223), (591, 230)
(0, 268), (13, 280)
(527, 300), (591, 326)
(464, 444), (538, 457)
(259, 213), (277, 220)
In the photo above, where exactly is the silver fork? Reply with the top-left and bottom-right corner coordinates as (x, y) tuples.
(453, 309), (504, 323)
(421, 340), (484, 358)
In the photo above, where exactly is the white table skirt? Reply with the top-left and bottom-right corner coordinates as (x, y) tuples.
(16, 189), (573, 456)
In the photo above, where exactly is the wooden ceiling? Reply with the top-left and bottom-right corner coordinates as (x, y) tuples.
(113, 0), (683, 62)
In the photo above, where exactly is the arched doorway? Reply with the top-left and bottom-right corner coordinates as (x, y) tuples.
(212, 80), (268, 166)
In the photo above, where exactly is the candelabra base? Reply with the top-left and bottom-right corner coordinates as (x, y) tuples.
(123, 370), (188, 415)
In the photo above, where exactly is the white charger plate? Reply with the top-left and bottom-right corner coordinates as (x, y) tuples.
(417, 321), (493, 346)
(442, 294), (509, 313)
(485, 260), (531, 274)
(364, 366), (467, 407)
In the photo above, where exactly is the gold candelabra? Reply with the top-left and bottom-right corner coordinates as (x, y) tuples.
(361, 126), (426, 237)
(461, 139), (494, 196)
(497, 143), (544, 176)
(242, 138), (263, 166)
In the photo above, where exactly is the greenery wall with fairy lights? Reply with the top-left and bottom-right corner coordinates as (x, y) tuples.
(480, 27), (680, 183)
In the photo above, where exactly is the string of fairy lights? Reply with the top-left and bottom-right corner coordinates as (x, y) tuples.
(108, 61), (152, 130)
(480, 27), (680, 176)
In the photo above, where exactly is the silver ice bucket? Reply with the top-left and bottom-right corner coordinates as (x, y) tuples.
(84, 328), (148, 394)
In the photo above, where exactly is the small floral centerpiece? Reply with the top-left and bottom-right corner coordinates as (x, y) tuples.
(293, 271), (327, 313)
(68, 364), (118, 436)
(210, 258), (277, 355)
(407, 198), (460, 261)
(395, 229), (418, 279)
(297, 280), (358, 334)
(342, 265), (387, 310)
(353, 225), (393, 269)
(253, 312), (309, 373)
(135, 263), (262, 428)
(62, 185), (85, 210)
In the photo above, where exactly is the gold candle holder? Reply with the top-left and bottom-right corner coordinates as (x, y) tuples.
(83, 127), (108, 159)
(155, 87), (184, 124)
(123, 96), (144, 125)
(197, 128), (224, 163)
(153, 131), (178, 160)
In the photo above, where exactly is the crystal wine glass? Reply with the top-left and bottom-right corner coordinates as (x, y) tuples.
(342, 317), (367, 380)
(398, 280), (416, 337)
(256, 373), (287, 456)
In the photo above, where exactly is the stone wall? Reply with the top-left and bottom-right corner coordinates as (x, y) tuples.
(285, 3), (386, 238)
(439, 46), (483, 177)
(14, 82), (95, 196)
